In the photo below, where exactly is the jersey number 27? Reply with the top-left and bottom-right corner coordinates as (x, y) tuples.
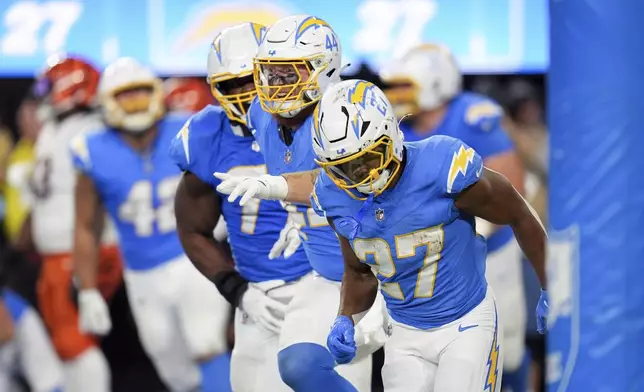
(118, 176), (181, 237)
(354, 225), (444, 300)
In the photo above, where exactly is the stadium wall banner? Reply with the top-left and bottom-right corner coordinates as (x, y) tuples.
(0, 0), (547, 76)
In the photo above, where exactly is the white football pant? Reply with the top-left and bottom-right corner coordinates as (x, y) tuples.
(485, 238), (527, 371)
(382, 288), (503, 392)
(279, 272), (388, 392)
(124, 255), (230, 392)
(0, 307), (65, 392)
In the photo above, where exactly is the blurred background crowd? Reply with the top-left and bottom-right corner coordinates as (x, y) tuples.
(0, 0), (548, 391)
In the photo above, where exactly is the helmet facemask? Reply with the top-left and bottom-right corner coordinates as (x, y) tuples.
(105, 81), (164, 133)
(209, 72), (256, 125)
(316, 135), (402, 198)
(253, 56), (327, 118)
(384, 79), (421, 119)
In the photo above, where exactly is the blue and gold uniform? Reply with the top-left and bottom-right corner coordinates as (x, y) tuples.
(169, 105), (311, 282)
(247, 97), (344, 281)
(400, 92), (514, 252)
(316, 135), (502, 391)
(70, 115), (190, 270)
(312, 135), (488, 329)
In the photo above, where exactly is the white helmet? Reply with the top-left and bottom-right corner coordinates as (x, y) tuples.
(254, 15), (342, 118)
(98, 57), (164, 133)
(380, 43), (462, 118)
(208, 22), (266, 125)
(312, 79), (403, 198)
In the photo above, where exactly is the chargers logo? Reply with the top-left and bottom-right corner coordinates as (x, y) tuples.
(176, 119), (192, 163)
(446, 144), (475, 193)
(294, 16), (330, 41)
(347, 80), (374, 109)
(170, 1), (288, 54)
(546, 225), (580, 392)
(70, 134), (92, 169)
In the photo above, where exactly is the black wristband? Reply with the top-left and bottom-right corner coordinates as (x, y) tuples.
(211, 270), (249, 308)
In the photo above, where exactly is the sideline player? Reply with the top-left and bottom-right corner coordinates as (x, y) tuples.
(70, 57), (229, 392)
(26, 55), (121, 392)
(380, 43), (529, 389)
(163, 77), (214, 114)
(170, 23), (311, 392)
(214, 15), (385, 392)
(0, 289), (64, 392)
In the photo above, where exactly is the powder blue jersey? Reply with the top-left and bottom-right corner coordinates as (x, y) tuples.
(312, 136), (488, 329)
(400, 92), (514, 252)
(70, 115), (188, 271)
(3, 289), (29, 323)
(169, 105), (311, 282)
(247, 97), (344, 281)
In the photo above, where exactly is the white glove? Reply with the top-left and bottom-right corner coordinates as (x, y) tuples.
(213, 217), (228, 242)
(269, 218), (302, 259)
(214, 172), (288, 206)
(78, 289), (111, 336)
(240, 285), (287, 334)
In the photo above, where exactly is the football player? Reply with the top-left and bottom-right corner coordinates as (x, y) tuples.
(70, 57), (229, 392)
(164, 75), (228, 243)
(26, 55), (121, 392)
(218, 80), (548, 391)
(0, 289), (64, 392)
(170, 23), (310, 392)
(213, 15), (386, 392)
(380, 43), (530, 389)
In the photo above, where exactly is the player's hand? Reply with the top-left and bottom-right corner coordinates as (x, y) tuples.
(536, 289), (548, 334)
(241, 285), (287, 334)
(214, 172), (288, 206)
(269, 218), (302, 259)
(78, 289), (112, 336)
(327, 315), (357, 364)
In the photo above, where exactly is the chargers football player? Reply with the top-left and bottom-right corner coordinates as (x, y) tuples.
(169, 23), (312, 392)
(70, 57), (229, 392)
(217, 79), (549, 391)
(0, 289), (64, 392)
(213, 15), (386, 392)
(380, 43), (530, 390)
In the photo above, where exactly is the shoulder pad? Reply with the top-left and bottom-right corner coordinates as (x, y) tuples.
(461, 94), (503, 132)
(69, 128), (106, 174)
(311, 170), (352, 219)
(430, 135), (483, 194)
(169, 106), (225, 177)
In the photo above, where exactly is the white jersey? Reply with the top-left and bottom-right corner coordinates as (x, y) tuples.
(30, 112), (117, 254)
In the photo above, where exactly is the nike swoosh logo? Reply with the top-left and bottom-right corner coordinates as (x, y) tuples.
(458, 324), (478, 332)
(476, 165), (483, 177)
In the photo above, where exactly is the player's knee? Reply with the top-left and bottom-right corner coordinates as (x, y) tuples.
(278, 343), (334, 385)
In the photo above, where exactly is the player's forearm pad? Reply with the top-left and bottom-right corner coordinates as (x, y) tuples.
(211, 270), (249, 308)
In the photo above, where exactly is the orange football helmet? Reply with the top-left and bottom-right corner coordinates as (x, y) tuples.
(163, 77), (215, 113)
(35, 54), (100, 114)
